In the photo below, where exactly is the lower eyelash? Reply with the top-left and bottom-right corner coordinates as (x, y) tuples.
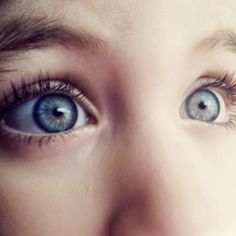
(0, 127), (72, 150)
(0, 119), (95, 155)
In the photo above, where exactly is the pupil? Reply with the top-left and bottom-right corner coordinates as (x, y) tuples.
(198, 101), (207, 110)
(33, 94), (78, 133)
(53, 107), (65, 117)
(185, 89), (220, 123)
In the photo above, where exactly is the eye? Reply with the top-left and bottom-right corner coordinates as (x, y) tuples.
(3, 94), (90, 134)
(185, 89), (226, 123)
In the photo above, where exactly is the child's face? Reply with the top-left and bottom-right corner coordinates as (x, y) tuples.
(1, 0), (236, 235)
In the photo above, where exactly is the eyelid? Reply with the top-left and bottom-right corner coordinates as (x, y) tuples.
(196, 72), (236, 108)
(181, 71), (235, 103)
(181, 71), (236, 128)
(0, 121), (97, 157)
(0, 75), (100, 123)
(0, 74), (100, 155)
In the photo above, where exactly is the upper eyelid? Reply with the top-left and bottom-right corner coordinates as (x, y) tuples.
(0, 76), (99, 121)
(0, 78), (99, 153)
(198, 71), (236, 86)
(2, 78), (81, 103)
(186, 73), (236, 112)
(178, 72), (236, 107)
(190, 72), (236, 92)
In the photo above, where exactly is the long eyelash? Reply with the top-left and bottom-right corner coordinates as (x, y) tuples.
(0, 73), (96, 152)
(199, 71), (236, 93)
(198, 71), (236, 129)
(0, 73), (85, 118)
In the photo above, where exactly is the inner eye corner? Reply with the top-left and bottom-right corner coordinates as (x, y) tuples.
(87, 113), (98, 125)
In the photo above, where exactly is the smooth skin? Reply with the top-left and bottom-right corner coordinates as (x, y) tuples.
(1, 0), (236, 235)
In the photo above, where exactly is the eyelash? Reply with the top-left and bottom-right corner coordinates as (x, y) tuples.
(0, 74), (96, 152)
(0, 71), (236, 152)
(0, 74), (86, 116)
(191, 71), (236, 129)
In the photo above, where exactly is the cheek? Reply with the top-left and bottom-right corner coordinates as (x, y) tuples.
(1, 128), (236, 236)
(0, 148), (115, 236)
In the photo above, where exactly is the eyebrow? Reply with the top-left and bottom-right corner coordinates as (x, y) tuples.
(1, 16), (236, 60)
(0, 17), (107, 53)
(195, 29), (236, 54)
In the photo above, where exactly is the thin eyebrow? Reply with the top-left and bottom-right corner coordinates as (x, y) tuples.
(0, 17), (107, 53)
(195, 29), (236, 53)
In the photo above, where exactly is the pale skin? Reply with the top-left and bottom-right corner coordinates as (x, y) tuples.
(1, 0), (236, 235)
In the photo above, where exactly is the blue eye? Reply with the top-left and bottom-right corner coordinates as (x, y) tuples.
(3, 94), (89, 134)
(33, 94), (78, 133)
(185, 89), (221, 122)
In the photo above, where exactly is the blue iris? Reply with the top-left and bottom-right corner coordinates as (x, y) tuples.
(33, 94), (78, 133)
(185, 89), (220, 122)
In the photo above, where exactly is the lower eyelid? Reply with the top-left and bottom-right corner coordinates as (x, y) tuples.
(0, 75), (100, 136)
(181, 119), (233, 140)
(0, 122), (97, 158)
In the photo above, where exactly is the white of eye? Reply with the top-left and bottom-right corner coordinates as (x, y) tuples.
(2, 94), (89, 134)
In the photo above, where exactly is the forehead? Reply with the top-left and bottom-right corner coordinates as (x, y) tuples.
(1, 0), (236, 56)
(3, 0), (236, 29)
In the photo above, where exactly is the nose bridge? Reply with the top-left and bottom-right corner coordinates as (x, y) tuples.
(109, 117), (210, 236)
(106, 38), (210, 234)
(121, 118), (192, 202)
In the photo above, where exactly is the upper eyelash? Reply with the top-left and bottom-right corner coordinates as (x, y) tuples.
(194, 71), (236, 129)
(0, 74), (97, 151)
(1, 71), (236, 129)
(198, 71), (236, 92)
(197, 71), (236, 105)
(0, 73), (86, 118)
